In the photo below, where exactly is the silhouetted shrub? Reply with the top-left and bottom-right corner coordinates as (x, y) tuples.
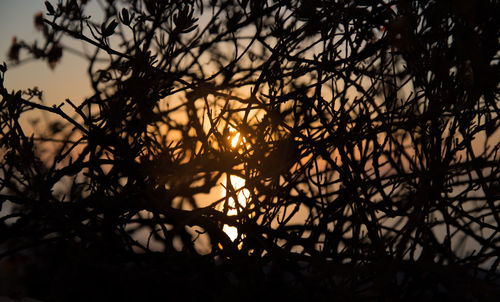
(1, 0), (500, 300)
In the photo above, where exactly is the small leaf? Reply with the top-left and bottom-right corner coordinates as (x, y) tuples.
(121, 8), (130, 25)
(45, 1), (55, 15)
(102, 20), (118, 37)
(47, 44), (63, 69)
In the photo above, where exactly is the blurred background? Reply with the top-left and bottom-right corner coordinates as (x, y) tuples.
(0, 0), (92, 109)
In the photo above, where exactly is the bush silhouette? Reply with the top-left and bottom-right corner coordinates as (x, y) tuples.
(1, 0), (500, 300)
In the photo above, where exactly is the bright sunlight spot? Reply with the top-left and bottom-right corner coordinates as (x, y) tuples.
(222, 127), (249, 241)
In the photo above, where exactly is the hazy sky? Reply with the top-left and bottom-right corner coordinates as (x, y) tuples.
(0, 0), (93, 106)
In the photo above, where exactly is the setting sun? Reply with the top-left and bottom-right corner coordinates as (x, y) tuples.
(221, 128), (250, 241)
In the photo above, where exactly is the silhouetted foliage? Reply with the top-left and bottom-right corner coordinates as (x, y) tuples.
(1, 0), (500, 300)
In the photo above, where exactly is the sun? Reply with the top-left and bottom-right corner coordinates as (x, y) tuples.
(221, 127), (249, 241)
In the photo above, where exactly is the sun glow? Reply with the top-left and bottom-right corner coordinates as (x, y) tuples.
(222, 128), (249, 241)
